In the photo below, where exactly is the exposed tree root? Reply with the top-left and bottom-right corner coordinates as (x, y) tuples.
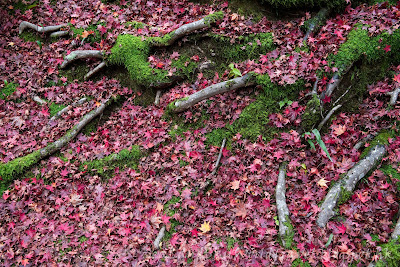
(0, 97), (113, 183)
(49, 31), (69, 38)
(153, 225), (166, 250)
(354, 134), (375, 151)
(60, 50), (104, 69)
(19, 21), (68, 35)
(211, 138), (226, 176)
(387, 87), (400, 106)
(48, 97), (88, 122)
(169, 73), (255, 113)
(276, 163), (293, 248)
(303, 8), (330, 42)
(84, 61), (106, 80)
(154, 90), (162, 105)
(32, 95), (47, 105)
(317, 144), (386, 228)
(317, 104), (342, 131)
(150, 12), (223, 47)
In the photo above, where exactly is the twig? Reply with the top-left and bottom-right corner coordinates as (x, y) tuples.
(84, 61), (106, 80)
(332, 87), (350, 107)
(153, 225), (166, 249)
(317, 104), (342, 131)
(211, 138), (226, 175)
(154, 90), (162, 105)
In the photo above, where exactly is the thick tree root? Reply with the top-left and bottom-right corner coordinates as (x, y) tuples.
(169, 73), (255, 113)
(317, 145), (386, 228)
(276, 163), (293, 248)
(154, 90), (162, 105)
(387, 87), (400, 105)
(48, 97), (88, 122)
(60, 50), (104, 69)
(153, 225), (166, 249)
(84, 61), (106, 80)
(49, 31), (69, 38)
(32, 95), (47, 105)
(0, 97), (113, 183)
(151, 12), (223, 47)
(303, 8), (330, 42)
(19, 21), (68, 35)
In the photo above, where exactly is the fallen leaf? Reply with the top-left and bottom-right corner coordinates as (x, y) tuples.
(317, 178), (329, 188)
(199, 221), (211, 233)
(231, 180), (240, 190)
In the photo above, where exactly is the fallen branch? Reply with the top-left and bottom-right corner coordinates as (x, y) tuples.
(317, 104), (342, 131)
(19, 21), (68, 35)
(168, 73), (255, 113)
(317, 144), (386, 228)
(303, 8), (330, 42)
(211, 138), (226, 176)
(32, 95), (47, 105)
(153, 225), (166, 249)
(60, 50), (104, 69)
(150, 11), (224, 47)
(386, 87), (400, 106)
(84, 61), (106, 80)
(276, 163), (293, 248)
(48, 97), (88, 122)
(0, 97), (113, 184)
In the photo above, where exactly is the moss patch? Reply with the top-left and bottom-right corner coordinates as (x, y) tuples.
(282, 215), (295, 249)
(49, 102), (67, 117)
(380, 164), (400, 192)
(80, 145), (142, 180)
(301, 94), (321, 131)
(70, 22), (107, 44)
(0, 81), (17, 100)
(375, 237), (400, 267)
(360, 131), (392, 159)
(0, 150), (42, 194)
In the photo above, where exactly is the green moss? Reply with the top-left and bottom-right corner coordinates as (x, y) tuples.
(8, 0), (38, 15)
(203, 11), (224, 26)
(301, 94), (321, 131)
(210, 32), (274, 64)
(19, 31), (43, 42)
(291, 258), (312, 267)
(206, 74), (304, 146)
(108, 35), (168, 87)
(282, 215), (295, 249)
(58, 64), (91, 83)
(79, 236), (88, 243)
(171, 57), (197, 79)
(380, 164), (400, 191)
(70, 22), (107, 44)
(125, 21), (147, 29)
(49, 103), (66, 117)
(261, 0), (346, 8)
(0, 150), (42, 194)
(0, 81), (17, 100)
(360, 131), (392, 159)
(80, 145), (142, 180)
(375, 237), (400, 267)
(226, 237), (239, 250)
(338, 184), (353, 205)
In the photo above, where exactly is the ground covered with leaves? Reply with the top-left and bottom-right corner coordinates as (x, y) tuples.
(1, 0), (400, 266)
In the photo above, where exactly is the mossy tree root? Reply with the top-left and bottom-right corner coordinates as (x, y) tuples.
(168, 73), (255, 113)
(19, 21), (68, 37)
(393, 218), (400, 239)
(317, 104), (342, 131)
(149, 11), (224, 47)
(276, 163), (293, 248)
(317, 144), (386, 228)
(60, 50), (104, 69)
(153, 225), (166, 249)
(303, 8), (330, 42)
(387, 87), (400, 106)
(0, 97), (113, 186)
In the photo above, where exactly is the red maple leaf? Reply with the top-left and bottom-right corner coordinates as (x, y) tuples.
(337, 223), (346, 234)
(393, 73), (400, 83)
(384, 45), (391, 53)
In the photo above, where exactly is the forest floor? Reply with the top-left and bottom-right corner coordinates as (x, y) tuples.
(1, 0), (400, 266)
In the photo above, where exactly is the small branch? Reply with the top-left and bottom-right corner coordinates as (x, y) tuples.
(332, 87), (350, 107)
(32, 95), (47, 105)
(276, 163), (292, 248)
(60, 50), (104, 69)
(169, 73), (255, 113)
(150, 12), (223, 47)
(19, 21), (67, 35)
(153, 225), (166, 250)
(154, 90), (162, 105)
(386, 87), (400, 105)
(211, 138), (226, 176)
(317, 104), (342, 131)
(49, 30), (69, 38)
(84, 61), (106, 80)
(48, 97), (88, 122)
(317, 145), (386, 228)
(311, 77), (319, 95)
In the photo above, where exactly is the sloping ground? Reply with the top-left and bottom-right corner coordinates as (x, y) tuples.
(1, 0), (400, 266)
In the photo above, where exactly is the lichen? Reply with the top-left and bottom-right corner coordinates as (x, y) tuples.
(301, 94), (321, 131)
